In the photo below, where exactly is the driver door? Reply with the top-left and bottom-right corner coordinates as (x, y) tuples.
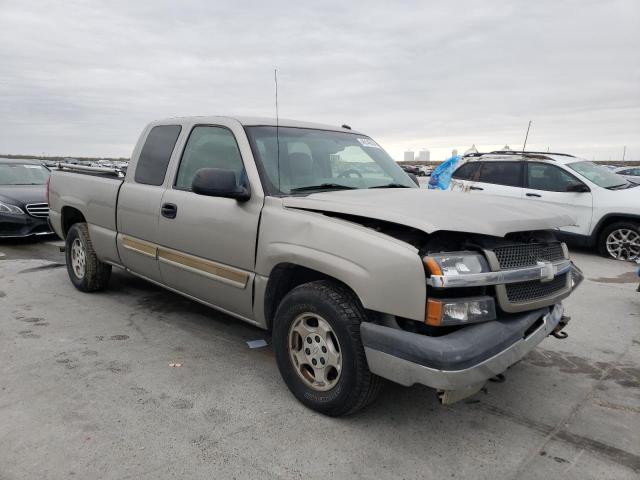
(157, 125), (262, 318)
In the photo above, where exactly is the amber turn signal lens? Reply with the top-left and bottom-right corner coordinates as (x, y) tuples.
(424, 257), (443, 276)
(426, 298), (443, 326)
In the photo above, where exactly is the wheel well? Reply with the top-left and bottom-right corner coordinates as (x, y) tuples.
(61, 207), (86, 237)
(263, 263), (353, 330)
(594, 215), (640, 241)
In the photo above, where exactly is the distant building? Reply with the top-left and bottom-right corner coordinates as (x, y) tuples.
(451, 149), (458, 157)
(404, 150), (415, 162)
(418, 149), (430, 162)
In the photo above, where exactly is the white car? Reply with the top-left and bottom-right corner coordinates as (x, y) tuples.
(615, 166), (640, 184)
(449, 151), (640, 260)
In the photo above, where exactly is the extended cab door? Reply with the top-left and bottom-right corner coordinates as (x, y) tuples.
(116, 125), (182, 282)
(156, 123), (262, 319)
(524, 162), (593, 236)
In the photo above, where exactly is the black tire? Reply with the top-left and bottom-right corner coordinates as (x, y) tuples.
(65, 223), (111, 292)
(273, 280), (382, 416)
(597, 221), (640, 261)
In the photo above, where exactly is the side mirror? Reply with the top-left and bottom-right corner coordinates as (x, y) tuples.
(191, 168), (250, 201)
(566, 182), (590, 193)
(408, 172), (420, 186)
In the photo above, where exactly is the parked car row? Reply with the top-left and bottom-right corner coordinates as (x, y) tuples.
(400, 164), (432, 176)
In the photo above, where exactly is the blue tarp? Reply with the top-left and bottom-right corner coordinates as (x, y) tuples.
(428, 155), (462, 190)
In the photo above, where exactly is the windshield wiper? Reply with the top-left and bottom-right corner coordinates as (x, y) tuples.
(607, 183), (629, 190)
(289, 183), (357, 193)
(369, 183), (411, 189)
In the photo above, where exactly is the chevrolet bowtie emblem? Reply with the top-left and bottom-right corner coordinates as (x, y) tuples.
(537, 261), (554, 283)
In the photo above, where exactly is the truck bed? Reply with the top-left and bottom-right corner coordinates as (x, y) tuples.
(48, 166), (124, 235)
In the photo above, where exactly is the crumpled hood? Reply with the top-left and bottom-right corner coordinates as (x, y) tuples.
(282, 189), (575, 238)
(0, 185), (46, 207)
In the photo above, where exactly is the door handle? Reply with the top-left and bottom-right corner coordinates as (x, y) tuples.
(469, 186), (484, 191)
(161, 203), (177, 219)
(526, 193), (542, 198)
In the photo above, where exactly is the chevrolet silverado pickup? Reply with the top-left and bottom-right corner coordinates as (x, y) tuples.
(48, 116), (583, 416)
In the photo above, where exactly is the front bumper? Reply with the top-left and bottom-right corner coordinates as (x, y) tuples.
(361, 303), (564, 391)
(0, 213), (53, 238)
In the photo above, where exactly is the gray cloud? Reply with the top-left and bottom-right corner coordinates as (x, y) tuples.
(1, 0), (638, 160)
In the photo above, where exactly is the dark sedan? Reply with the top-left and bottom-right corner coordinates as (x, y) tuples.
(0, 158), (54, 238)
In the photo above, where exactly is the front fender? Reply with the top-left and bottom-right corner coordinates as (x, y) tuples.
(256, 199), (427, 321)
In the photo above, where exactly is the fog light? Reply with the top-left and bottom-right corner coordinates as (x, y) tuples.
(426, 297), (496, 326)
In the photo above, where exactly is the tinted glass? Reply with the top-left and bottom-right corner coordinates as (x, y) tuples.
(175, 126), (245, 190)
(0, 163), (50, 185)
(478, 162), (522, 187)
(245, 126), (415, 194)
(452, 162), (480, 180)
(134, 125), (182, 186)
(527, 163), (581, 191)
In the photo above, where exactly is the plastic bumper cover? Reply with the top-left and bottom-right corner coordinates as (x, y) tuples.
(361, 303), (563, 391)
(0, 213), (53, 238)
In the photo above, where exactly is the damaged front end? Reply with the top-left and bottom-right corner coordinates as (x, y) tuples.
(360, 230), (584, 404)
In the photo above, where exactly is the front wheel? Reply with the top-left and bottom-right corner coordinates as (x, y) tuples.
(598, 221), (640, 261)
(273, 280), (382, 416)
(65, 223), (112, 291)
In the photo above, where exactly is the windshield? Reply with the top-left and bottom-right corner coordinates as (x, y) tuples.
(567, 161), (630, 189)
(245, 127), (416, 194)
(0, 163), (50, 185)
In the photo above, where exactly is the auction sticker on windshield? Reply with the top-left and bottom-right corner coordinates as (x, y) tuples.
(357, 138), (381, 148)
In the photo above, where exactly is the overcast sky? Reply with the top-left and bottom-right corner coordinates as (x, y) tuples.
(1, 0), (638, 160)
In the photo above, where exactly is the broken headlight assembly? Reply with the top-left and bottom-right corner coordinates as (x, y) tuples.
(423, 251), (489, 277)
(423, 252), (496, 326)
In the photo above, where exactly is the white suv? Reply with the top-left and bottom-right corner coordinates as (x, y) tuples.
(449, 151), (640, 260)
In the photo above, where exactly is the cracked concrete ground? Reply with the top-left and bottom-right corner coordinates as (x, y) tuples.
(0, 238), (638, 479)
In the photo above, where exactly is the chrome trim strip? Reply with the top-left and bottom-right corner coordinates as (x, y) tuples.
(426, 260), (572, 288)
(120, 234), (249, 289)
(121, 235), (157, 258)
(157, 249), (249, 289)
(364, 303), (564, 392)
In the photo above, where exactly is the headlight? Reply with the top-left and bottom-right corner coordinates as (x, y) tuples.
(0, 201), (25, 215)
(426, 296), (496, 326)
(424, 251), (489, 276)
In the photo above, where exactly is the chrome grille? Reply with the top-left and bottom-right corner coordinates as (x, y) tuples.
(493, 242), (565, 270)
(25, 203), (49, 218)
(505, 273), (569, 303)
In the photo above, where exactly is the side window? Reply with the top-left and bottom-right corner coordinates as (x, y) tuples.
(134, 125), (182, 186)
(452, 162), (480, 180)
(175, 126), (245, 190)
(526, 163), (581, 192)
(478, 162), (523, 187)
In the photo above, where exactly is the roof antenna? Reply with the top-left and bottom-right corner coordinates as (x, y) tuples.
(274, 69), (281, 191)
(522, 120), (532, 152)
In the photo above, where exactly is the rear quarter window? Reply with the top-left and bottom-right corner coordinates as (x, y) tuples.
(478, 161), (523, 187)
(452, 162), (480, 180)
(134, 125), (182, 186)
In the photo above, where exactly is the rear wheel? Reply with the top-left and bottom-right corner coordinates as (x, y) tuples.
(598, 221), (640, 261)
(273, 280), (382, 416)
(65, 223), (111, 291)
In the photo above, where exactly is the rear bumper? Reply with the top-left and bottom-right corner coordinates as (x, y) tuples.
(361, 303), (563, 391)
(0, 213), (53, 238)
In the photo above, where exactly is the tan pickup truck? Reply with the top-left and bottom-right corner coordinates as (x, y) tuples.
(48, 116), (582, 415)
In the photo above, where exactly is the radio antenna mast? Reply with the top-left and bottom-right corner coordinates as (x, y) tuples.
(522, 120), (532, 152)
(274, 69), (281, 191)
